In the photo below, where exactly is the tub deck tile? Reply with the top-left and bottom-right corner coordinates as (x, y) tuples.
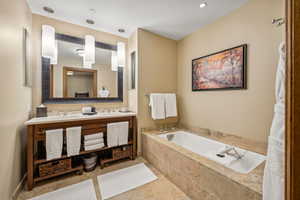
(142, 129), (265, 200)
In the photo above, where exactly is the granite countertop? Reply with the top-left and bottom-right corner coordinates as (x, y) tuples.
(142, 128), (267, 195)
(25, 111), (136, 125)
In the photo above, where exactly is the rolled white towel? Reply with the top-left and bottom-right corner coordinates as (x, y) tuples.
(85, 142), (105, 151)
(84, 132), (103, 141)
(84, 138), (104, 146)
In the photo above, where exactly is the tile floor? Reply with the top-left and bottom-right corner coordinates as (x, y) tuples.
(17, 157), (190, 200)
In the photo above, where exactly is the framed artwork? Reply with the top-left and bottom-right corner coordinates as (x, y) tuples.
(192, 44), (247, 91)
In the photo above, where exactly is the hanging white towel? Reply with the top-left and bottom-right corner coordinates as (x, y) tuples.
(165, 93), (178, 118)
(85, 143), (105, 151)
(117, 122), (129, 145)
(66, 127), (82, 157)
(84, 132), (104, 141)
(46, 129), (63, 160)
(107, 122), (129, 147)
(107, 123), (119, 147)
(149, 93), (166, 120)
(84, 138), (104, 146)
(263, 42), (285, 200)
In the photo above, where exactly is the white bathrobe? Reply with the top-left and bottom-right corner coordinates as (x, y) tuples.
(263, 42), (285, 200)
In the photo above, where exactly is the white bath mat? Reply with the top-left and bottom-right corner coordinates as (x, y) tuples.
(98, 163), (158, 199)
(30, 179), (97, 200)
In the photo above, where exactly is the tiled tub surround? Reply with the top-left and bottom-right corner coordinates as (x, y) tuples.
(142, 129), (267, 200)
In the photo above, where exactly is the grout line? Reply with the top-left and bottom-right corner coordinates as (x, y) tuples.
(92, 176), (102, 200)
(11, 173), (27, 200)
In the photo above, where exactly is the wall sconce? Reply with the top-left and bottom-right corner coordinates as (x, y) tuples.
(111, 51), (118, 71)
(117, 42), (125, 68)
(42, 25), (56, 60)
(83, 35), (95, 68)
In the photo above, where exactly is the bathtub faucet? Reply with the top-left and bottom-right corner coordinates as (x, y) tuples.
(218, 146), (245, 160)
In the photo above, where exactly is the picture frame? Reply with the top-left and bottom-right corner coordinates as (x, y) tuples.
(192, 44), (247, 91)
(131, 51), (136, 90)
(23, 27), (32, 87)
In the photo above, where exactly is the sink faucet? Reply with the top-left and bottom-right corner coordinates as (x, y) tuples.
(218, 146), (245, 160)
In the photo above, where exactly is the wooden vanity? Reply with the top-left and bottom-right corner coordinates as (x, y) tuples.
(25, 112), (137, 190)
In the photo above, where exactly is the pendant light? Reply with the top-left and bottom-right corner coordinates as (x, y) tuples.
(84, 35), (95, 68)
(83, 56), (92, 68)
(42, 25), (56, 59)
(117, 42), (125, 68)
(83, 60), (92, 69)
(111, 51), (118, 71)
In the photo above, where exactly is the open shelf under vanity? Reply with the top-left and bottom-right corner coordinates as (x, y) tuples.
(25, 114), (137, 190)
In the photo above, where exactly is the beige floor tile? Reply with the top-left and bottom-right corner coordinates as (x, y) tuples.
(17, 157), (190, 200)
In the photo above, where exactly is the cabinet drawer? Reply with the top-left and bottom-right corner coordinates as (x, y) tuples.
(82, 124), (106, 130)
(82, 127), (106, 135)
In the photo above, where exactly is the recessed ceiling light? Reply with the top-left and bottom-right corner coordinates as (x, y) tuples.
(86, 19), (95, 25)
(43, 6), (54, 14)
(118, 29), (125, 33)
(200, 2), (208, 8)
(89, 9), (96, 14)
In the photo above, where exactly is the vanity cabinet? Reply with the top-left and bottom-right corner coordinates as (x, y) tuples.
(25, 114), (137, 190)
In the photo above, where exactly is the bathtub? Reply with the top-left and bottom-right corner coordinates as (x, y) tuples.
(159, 131), (265, 174)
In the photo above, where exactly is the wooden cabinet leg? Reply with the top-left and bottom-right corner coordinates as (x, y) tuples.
(132, 116), (138, 159)
(76, 169), (83, 175)
(27, 126), (34, 190)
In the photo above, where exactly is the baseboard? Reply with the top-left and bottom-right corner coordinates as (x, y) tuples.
(11, 173), (27, 200)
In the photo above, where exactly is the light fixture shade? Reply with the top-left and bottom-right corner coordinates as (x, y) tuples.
(84, 35), (95, 66)
(83, 60), (92, 69)
(50, 40), (58, 65)
(42, 25), (56, 59)
(111, 51), (118, 71)
(117, 42), (125, 67)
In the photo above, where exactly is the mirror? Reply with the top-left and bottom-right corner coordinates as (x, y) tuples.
(42, 33), (123, 103)
(62, 67), (97, 98)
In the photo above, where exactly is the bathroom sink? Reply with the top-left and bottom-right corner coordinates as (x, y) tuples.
(25, 111), (136, 125)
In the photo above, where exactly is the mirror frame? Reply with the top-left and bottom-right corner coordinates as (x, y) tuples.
(42, 33), (123, 104)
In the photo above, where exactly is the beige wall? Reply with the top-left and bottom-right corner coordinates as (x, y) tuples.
(95, 64), (118, 97)
(67, 74), (93, 97)
(0, 0), (32, 199)
(52, 65), (63, 97)
(137, 29), (177, 152)
(177, 0), (284, 143)
(31, 14), (128, 111)
(128, 31), (138, 112)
